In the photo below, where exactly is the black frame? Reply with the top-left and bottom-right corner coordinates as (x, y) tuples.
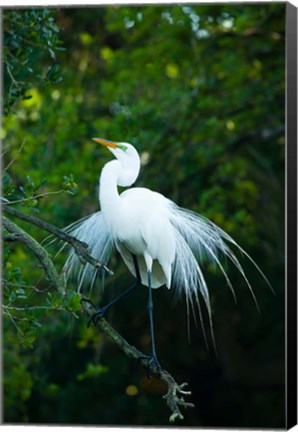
(286, 2), (297, 429)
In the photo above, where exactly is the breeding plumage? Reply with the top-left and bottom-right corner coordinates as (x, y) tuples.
(64, 138), (270, 362)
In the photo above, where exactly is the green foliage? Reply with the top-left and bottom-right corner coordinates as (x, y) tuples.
(3, 8), (64, 115)
(77, 362), (108, 381)
(3, 172), (46, 209)
(48, 291), (82, 312)
(62, 174), (79, 196)
(3, 4), (285, 428)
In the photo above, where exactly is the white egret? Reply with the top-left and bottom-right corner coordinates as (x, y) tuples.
(64, 138), (270, 369)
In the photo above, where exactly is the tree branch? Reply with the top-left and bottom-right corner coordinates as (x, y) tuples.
(3, 233), (19, 242)
(3, 209), (193, 420)
(3, 304), (67, 312)
(4, 138), (26, 172)
(3, 205), (113, 275)
(80, 299), (194, 421)
(3, 216), (65, 295)
(5, 189), (65, 205)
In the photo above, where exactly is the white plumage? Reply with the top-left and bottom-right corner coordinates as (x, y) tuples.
(64, 139), (271, 341)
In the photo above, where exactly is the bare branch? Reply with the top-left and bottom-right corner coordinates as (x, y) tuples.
(5, 189), (65, 205)
(3, 305), (66, 312)
(4, 138), (26, 172)
(3, 281), (47, 293)
(6, 63), (20, 87)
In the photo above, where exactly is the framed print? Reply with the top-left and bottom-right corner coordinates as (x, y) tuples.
(2, 1), (297, 429)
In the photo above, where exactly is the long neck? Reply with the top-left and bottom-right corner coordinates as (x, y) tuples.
(99, 160), (123, 228)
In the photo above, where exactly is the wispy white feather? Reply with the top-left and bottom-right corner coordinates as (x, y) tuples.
(63, 201), (270, 321)
(167, 201), (272, 347)
(63, 211), (114, 292)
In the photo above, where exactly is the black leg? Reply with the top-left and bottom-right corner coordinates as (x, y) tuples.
(83, 254), (141, 326)
(132, 254), (141, 282)
(138, 270), (162, 376)
(148, 271), (158, 360)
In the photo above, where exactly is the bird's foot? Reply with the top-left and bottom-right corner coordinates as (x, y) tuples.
(87, 307), (107, 327)
(80, 297), (106, 327)
(138, 354), (163, 379)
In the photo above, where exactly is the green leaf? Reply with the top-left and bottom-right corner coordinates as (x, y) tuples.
(62, 175), (79, 196)
(64, 292), (81, 312)
(46, 291), (63, 308)
(21, 330), (37, 349)
(77, 362), (108, 381)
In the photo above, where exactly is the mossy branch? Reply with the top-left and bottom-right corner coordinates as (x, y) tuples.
(3, 216), (65, 295)
(3, 204), (113, 275)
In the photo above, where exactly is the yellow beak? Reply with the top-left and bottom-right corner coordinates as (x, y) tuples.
(92, 137), (118, 149)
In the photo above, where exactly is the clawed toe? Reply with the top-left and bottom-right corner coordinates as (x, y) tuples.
(138, 354), (162, 378)
(80, 298), (106, 327)
(87, 307), (106, 327)
(80, 297), (96, 309)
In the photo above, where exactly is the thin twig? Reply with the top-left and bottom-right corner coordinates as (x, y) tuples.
(4, 138), (26, 172)
(3, 205), (113, 276)
(5, 23), (48, 48)
(3, 308), (24, 334)
(5, 189), (65, 205)
(3, 281), (47, 293)
(2, 305), (66, 312)
(6, 64), (20, 87)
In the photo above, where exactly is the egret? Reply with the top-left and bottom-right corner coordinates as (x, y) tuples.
(64, 138), (270, 369)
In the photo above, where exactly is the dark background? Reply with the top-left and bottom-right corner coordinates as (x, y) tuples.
(3, 3), (285, 428)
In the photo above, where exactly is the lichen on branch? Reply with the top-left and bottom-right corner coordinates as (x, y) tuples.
(3, 215), (65, 295)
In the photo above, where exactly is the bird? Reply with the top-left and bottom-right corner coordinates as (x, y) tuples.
(64, 137), (271, 369)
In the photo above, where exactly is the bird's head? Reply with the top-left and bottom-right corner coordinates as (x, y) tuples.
(93, 137), (140, 186)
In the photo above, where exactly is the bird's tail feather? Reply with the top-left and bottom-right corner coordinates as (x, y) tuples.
(62, 211), (114, 292)
(169, 203), (271, 349)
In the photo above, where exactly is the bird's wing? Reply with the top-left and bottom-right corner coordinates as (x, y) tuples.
(118, 187), (175, 288)
(63, 211), (114, 293)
